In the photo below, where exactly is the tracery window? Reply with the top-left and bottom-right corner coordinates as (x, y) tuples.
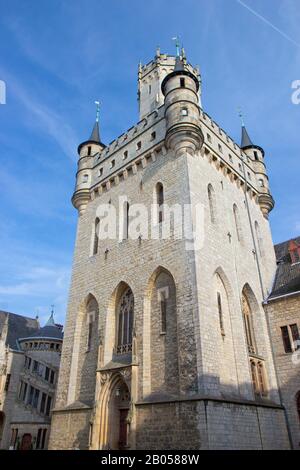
(116, 288), (134, 354)
(250, 359), (267, 398)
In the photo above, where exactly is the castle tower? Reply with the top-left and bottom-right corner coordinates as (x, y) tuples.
(138, 47), (202, 120)
(49, 48), (290, 450)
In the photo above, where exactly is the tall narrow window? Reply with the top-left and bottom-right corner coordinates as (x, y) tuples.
(87, 146), (91, 156)
(296, 392), (300, 423)
(40, 392), (47, 414)
(242, 294), (256, 354)
(208, 184), (217, 223)
(41, 429), (47, 449)
(4, 374), (11, 392)
(250, 359), (267, 398)
(18, 381), (24, 400)
(251, 360), (259, 396)
(45, 396), (52, 416)
(233, 204), (243, 242)
(123, 202), (129, 239)
(93, 218), (100, 255)
(257, 362), (267, 396)
(10, 429), (18, 449)
(180, 78), (185, 88)
(33, 388), (40, 408)
(87, 318), (93, 351)
(156, 183), (164, 223)
(217, 292), (225, 336)
(116, 287), (134, 354)
(290, 324), (300, 347)
(159, 289), (168, 334)
(36, 429), (43, 449)
(255, 221), (264, 257)
(281, 324), (300, 353)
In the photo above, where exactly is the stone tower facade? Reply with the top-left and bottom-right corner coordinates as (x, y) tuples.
(49, 50), (290, 450)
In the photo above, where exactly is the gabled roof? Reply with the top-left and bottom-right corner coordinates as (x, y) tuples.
(268, 236), (300, 300)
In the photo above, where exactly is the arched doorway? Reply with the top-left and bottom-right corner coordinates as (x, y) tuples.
(20, 433), (32, 450)
(107, 378), (131, 450)
(95, 372), (131, 450)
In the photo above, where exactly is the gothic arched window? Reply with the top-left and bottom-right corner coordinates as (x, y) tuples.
(116, 287), (134, 354)
(208, 184), (217, 223)
(242, 293), (256, 354)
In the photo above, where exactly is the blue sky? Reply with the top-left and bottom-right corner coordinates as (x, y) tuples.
(0, 0), (299, 325)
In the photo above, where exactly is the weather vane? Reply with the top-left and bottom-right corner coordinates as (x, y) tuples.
(95, 100), (100, 123)
(172, 36), (181, 57)
(51, 304), (55, 315)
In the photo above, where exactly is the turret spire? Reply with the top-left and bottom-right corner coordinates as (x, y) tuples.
(238, 108), (254, 149)
(45, 305), (56, 327)
(88, 100), (101, 143)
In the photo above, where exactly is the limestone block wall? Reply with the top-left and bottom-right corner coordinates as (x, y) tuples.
(135, 399), (290, 450)
(266, 296), (300, 449)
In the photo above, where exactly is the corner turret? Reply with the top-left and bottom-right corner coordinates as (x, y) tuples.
(161, 47), (204, 156)
(240, 118), (274, 218)
(72, 102), (106, 215)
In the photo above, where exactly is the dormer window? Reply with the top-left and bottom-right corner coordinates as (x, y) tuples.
(289, 240), (300, 264)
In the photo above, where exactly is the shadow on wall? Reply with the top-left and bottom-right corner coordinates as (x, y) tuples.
(50, 371), (296, 451)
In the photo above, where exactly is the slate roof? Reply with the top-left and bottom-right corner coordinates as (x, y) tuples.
(241, 125), (253, 148)
(21, 324), (63, 341)
(0, 310), (63, 349)
(0, 311), (39, 350)
(268, 236), (300, 300)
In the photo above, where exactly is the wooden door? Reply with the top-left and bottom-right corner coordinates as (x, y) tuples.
(20, 433), (32, 450)
(118, 409), (128, 450)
